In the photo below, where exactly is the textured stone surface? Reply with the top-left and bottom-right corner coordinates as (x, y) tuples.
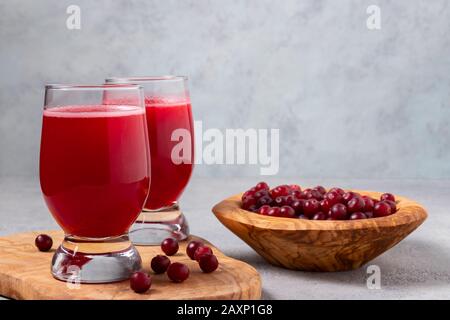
(1, 177), (449, 299)
(0, 0), (450, 178)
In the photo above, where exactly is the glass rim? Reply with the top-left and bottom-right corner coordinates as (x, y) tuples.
(105, 75), (188, 83)
(45, 83), (143, 91)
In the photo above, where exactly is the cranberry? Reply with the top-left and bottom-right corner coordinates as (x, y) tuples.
(291, 200), (304, 215)
(310, 189), (324, 200)
(35, 234), (53, 252)
(362, 196), (375, 212)
(194, 246), (213, 261)
(365, 211), (374, 218)
(347, 196), (365, 213)
(349, 212), (367, 220)
(385, 200), (397, 213)
(199, 254), (219, 273)
(274, 196), (287, 207)
(329, 203), (348, 220)
(242, 187), (257, 199)
(167, 262), (190, 283)
(254, 190), (269, 199)
(313, 186), (327, 195)
(325, 191), (343, 206)
(258, 205), (271, 215)
(284, 195), (296, 206)
(267, 207), (281, 217)
(373, 201), (392, 217)
(342, 192), (355, 204)
(320, 199), (332, 213)
(130, 271), (152, 293)
(289, 184), (302, 192)
(380, 193), (395, 202)
(329, 187), (345, 196)
(248, 205), (259, 212)
(290, 190), (302, 199)
(186, 240), (204, 260)
(255, 182), (269, 191)
(151, 255), (171, 274)
(303, 191), (315, 200)
(257, 195), (273, 207)
(303, 199), (320, 218)
(242, 195), (257, 210)
(312, 212), (327, 220)
(270, 185), (290, 198)
(280, 206), (296, 218)
(161, 238), (179, 256)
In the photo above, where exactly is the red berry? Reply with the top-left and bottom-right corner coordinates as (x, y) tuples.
(310, 189), (324, 200)
(258, 205), (271, 215)
(194, 246), (213, 261)
(290, 190), (302, 199)
(274, 196), (287, 207)
(280, 206), (296, 218)
(267, 207), (281, 217)
(312, 212), (327, 220)
(329, 203), (348, 220)
(291, 200), (304, 215)
(347, 196), (365, 213)
(186, 240), (203, 260)
(350, 212), (367, 220)
(289, 184), (302, 192)
(365, 211), (374, 218)
(257, 195), (273, 207)
(385, 200), (397, 213)
(303, 199), (320, 218)
(342, 192), (355, 204)
(329, 187), (345, 195)
(242, 187), (257, 199)
(35, 234), (53, 252)
(313, 186), (326, 195)
(320, 199), (332, 213)
(362, 196), (375, 212)
(130, 271), (152, 293)
(255, 182), (269, 191)
(151, 255), (171, 274)
(270, 185), (290, 198)
(167, 262), (189, 283)
(380, 193), (395, 202)
(374, 201), (392, 217)
(198, 254), (219, 273)
(161, 238), (179, 256)
(254, 190), (269, 199)
(325, 191), (343, 206)
(242, 195), (257, 210)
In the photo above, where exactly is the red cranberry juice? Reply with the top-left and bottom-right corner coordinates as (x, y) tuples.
(144, 99), (194, 210)
(40, 105), (150, 238)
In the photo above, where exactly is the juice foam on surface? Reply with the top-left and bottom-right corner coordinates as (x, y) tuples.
(43, 105), (144, 118)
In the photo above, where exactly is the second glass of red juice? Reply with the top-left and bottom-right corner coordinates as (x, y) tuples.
(106, 76), (194, 245)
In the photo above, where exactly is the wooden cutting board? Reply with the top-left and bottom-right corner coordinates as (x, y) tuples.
(0, 231), (261, 300)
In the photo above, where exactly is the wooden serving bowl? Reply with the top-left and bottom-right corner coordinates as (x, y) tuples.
(212, 190), (427, 272)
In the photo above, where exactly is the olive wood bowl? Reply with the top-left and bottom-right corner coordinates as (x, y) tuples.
(212, 190), (427, 271)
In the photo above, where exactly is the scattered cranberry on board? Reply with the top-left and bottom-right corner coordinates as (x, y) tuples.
(161, 238), (179, 256)
(167, 262), (190, 283)
(130, 271), (152, 293)
(151, 255), (171, 274)
(241, 182), (398, 220)
(35, 234), (53, 252)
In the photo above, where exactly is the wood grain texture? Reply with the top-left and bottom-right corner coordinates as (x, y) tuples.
(212, 190), (427, 272)
(0, 231), (261, 300)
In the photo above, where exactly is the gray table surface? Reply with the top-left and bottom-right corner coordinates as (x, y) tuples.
(1, 176), (449, 300)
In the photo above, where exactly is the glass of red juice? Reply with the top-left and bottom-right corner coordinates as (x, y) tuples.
(105, 76), (194, 245)
(40, 84), (150, 283)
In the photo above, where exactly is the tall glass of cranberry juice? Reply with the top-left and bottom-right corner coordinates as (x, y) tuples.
(40, 84), (150, 283)
(106, 76), (194, 245)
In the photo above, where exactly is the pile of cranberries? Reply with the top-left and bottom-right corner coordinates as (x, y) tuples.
(241, 182), (397, 220)
(129, 238), (219, 294)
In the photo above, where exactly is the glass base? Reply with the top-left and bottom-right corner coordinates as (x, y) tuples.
(130, 204), (189, 245)
(51, 234), (142, 284)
